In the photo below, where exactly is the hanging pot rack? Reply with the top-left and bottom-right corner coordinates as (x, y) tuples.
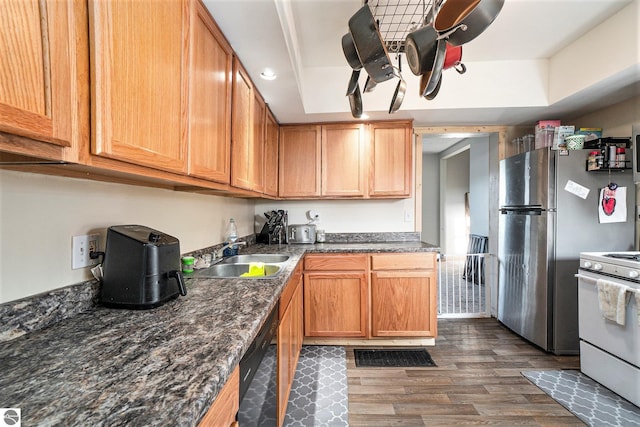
(367, 0), (435, 53)
(345, 0), (504, 115)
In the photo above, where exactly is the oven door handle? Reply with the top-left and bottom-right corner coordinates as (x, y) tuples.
(575, 273), (599, 285)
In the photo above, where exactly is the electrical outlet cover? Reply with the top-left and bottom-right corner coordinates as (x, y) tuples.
(72, 234), (100, 269)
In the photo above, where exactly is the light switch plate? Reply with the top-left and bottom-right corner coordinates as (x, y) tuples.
(72, 234), (99, 269)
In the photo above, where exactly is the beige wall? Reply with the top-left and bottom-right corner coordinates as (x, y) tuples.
(0, 170), (255, 303)
(568, 95), (640, 137)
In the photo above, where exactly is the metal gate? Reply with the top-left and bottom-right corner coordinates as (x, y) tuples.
(437, 252), (490, 318)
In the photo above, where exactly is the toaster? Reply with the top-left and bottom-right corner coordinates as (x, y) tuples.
(100, 225), (186, 309)
(287, 224), (316, 244)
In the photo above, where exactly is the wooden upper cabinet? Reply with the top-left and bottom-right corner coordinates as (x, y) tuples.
(230, 58), (255, 191)
(89, 0), (189, 174)
(264, 109), (279, 197)
(279, 125), (321, 198)
(187, 0), (232, 183)
(322, 124), (367, 197)
(0, 0), (84, 150)
(368, 121), (413, 198)
(250, 93), (266, 193)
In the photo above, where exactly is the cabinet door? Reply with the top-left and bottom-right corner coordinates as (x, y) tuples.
(263, 110), (279, 197)
(304, 272), (367, 337)
(322, 124), (367, 197)
(0, 0), (81, 149)
(250, 93), (266, 193)
(198, 366), (239, 427)
(370, 270), (437, 337)
(187, 1), (232, 182)
(230, 58), (254, 190)
(292, 275), (304, 365)
(277, 303), (293, 427)
(89, 0), (188, 174)
(369, 121), (413, 197)
(279, 125), (321, 197)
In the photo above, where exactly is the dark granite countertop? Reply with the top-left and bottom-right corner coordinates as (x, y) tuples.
(0, 241), (438, 426)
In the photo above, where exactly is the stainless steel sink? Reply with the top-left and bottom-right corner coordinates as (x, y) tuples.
(220, 254), (290, 264)
(193, 263), (282, 279)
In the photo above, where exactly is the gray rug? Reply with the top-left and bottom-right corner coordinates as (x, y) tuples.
(238, 345), (348, 426)
(522, 370), (640, 426)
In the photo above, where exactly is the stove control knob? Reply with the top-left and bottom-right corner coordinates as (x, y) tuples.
(593, 263), (603, 271)
(583, 261), (592, 268)
(629, 271), (639, 279)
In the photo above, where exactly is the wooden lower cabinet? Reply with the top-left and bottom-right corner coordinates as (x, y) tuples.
(198, 366), (239, 427)
(370, 253), (437, 337)
(303, 254), (368, 337)
(277, 262), (303, 426)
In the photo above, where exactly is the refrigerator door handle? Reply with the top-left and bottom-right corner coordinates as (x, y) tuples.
(499, 207), (545, 215)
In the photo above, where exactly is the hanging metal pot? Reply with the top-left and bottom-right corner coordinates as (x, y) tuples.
(434, 0), (505, 46)
(405, 23), (466, 77)
(349, 5), (394, 84)
(341, 33), (362, 70)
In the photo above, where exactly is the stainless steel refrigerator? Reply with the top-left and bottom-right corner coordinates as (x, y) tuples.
(498, 147), (635, 354)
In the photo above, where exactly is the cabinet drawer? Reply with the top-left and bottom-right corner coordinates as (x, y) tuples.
(304, 254), (367, 271)
(371, 253), (436, 271)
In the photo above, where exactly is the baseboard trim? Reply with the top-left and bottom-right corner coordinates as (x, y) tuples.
(303, 337), (436, 346)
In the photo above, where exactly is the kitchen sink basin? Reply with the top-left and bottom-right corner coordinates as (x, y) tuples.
(220, 254), (290, 264)
(193, 263), (282, 279)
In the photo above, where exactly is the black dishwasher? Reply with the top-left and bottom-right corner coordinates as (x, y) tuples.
(239, 303), (279, 402)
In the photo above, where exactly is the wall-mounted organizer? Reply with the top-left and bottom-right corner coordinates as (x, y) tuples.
(585, 137), (631, 172)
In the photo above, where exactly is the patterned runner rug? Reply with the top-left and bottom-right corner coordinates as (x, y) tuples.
(238, 345), (348, 426)
(522, 370), (640, 426)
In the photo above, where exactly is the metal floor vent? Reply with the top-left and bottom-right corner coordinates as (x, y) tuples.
(354, 348), (437, 367)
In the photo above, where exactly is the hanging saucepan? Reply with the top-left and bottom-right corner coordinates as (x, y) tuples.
(416, 24), (466, 97)
(349, 5), (394, 84)
(341, 33), (362, 70)
(434, 0), (505, 46)
(389, 55), (406, 114)
(443, 43), (466, 74)
(405, 23), (466, 77)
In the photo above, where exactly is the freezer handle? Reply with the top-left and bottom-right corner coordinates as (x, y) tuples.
(499, 206), (545, 215)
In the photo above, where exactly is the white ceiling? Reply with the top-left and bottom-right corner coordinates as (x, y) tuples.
(203, 0), (638, 133)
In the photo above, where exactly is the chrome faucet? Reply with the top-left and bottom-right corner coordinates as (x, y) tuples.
(214, 241), (247, 259)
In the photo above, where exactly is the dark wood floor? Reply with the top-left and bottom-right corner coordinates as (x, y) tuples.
(346, 318), (583, 426)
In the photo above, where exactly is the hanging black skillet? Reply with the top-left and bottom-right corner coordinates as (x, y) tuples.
(348, 4), (394, 84)
(346, 68), (363, 118)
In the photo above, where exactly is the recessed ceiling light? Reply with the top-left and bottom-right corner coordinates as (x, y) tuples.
(260, 69), (277, 80)
(360, 113), (369, 120)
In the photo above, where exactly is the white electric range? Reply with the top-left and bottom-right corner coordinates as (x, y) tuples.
(578, 252), (640, 407)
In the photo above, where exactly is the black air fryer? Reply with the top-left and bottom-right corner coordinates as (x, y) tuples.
(100, 225), (186, 309)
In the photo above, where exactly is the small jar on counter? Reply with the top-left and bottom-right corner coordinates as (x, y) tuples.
(587, 151), (600, 171)
(615, 147), (626, 168)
